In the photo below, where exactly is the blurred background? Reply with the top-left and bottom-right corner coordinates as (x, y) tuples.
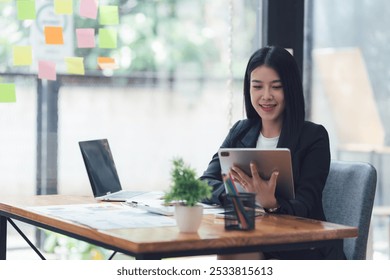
(1, 0), (389, 260)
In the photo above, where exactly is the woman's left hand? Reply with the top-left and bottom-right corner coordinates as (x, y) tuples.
(230, 162), (279, 208)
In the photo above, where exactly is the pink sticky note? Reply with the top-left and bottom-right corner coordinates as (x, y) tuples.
(79, 0), (98, 19)
(38, 60), (57, 81)
(76, 28), (95, 48)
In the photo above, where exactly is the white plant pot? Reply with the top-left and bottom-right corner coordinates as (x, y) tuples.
(174, 204), (203, 233)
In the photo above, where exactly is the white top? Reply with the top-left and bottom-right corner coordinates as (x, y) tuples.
(256, 133), (279, 149)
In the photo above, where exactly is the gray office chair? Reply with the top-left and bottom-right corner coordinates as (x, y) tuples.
(322, 161), (377, 260)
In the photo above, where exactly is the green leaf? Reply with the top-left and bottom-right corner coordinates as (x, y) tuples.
(164, 157), (212, 207)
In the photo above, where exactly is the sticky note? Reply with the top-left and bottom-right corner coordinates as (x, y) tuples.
(38, 60), (57, 81)
(98, 28), (117, 49)
(76, 28), (95, 48)
(17, 0), (36, 20)
(0, 84), (16, 103)
(65, 57), (85, 75)
(99, 5), (119, 25)
(13, 46), (33, 66)
(54, 0), (73, 15)
(80, 0), (98, 19)
(97, 57), (117, 70)
(44, 26), (64, 45)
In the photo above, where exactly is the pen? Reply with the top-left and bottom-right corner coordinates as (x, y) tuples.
(128, 201), (149, 207)
(124, 201), (174, 216)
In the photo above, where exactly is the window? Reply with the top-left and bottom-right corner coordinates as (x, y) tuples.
(0, 0), (260, 199)
(307, 0), (390, 259)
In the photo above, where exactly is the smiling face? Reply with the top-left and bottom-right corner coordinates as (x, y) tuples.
(250, 66), (285, 135)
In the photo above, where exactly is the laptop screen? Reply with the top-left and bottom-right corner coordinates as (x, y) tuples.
(79, 139), (122, 197)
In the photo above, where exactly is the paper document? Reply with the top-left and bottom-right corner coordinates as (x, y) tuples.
(28, 203), (176, 230)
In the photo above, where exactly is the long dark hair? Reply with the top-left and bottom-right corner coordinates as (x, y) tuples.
(243, 46), (305, 151)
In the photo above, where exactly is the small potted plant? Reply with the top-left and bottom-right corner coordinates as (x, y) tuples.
(164, 157), (212, 233)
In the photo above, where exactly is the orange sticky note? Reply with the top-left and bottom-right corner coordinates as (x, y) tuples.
(97, 57), (117, 70)
(44, 26), (64, 45)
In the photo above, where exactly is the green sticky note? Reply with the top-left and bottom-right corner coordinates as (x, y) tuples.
(0, 84), (16, 103)
(54, 0), (73, 15)
(98, 28), (117, 49)
(17, 0), (36, 20)
(13, 46), (33, 66)
(65, 57), (85, 75)
(99, 5), (119, 25)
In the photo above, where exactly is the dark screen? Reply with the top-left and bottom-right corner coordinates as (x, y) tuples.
(79, 139), (122, 197)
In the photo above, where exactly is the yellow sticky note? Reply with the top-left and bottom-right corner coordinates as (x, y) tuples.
(54, 0), (73, 15)
(17, 0), (36, 20)
(98, 28), (117, 49)
(13, 46), (33, 66)
(44, 26), (64, 45)
(0, 84), (16, 103)
(99, 5), (119, 25)
(65, 57), (85, 75)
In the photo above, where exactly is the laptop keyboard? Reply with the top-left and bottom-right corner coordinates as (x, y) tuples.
(106, 191), (146, 199)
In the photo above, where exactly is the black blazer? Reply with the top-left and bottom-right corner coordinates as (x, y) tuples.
(201, 118), (330, 221)
(200, 119), (346, 259)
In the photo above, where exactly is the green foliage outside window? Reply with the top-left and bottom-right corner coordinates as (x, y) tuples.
(0, 0), (219, 76)
(43, 231), (111, 260)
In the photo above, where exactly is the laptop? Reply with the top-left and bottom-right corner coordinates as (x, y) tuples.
(79, 139), (148, 202)
(218, 148), (295, 200)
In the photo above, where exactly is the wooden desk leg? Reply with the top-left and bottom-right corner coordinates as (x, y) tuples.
(0, 216), (7, 260)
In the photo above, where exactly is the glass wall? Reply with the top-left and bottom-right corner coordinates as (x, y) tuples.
(309, 0), (390, 259)
(0, 0), (260, 200)
(310, 0), (390, 203)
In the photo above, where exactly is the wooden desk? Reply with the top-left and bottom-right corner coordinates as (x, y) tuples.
(0, 195), (358, 260)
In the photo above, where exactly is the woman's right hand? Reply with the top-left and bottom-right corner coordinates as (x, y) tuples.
(230, 162), (279, 209)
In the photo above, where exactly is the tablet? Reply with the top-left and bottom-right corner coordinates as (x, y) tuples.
(218, 148), (295, 200)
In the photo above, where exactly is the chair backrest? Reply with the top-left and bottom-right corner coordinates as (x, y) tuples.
(322, 161), (377, 260)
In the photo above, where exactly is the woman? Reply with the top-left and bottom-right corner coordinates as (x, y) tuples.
(200, 46), (345, 259)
